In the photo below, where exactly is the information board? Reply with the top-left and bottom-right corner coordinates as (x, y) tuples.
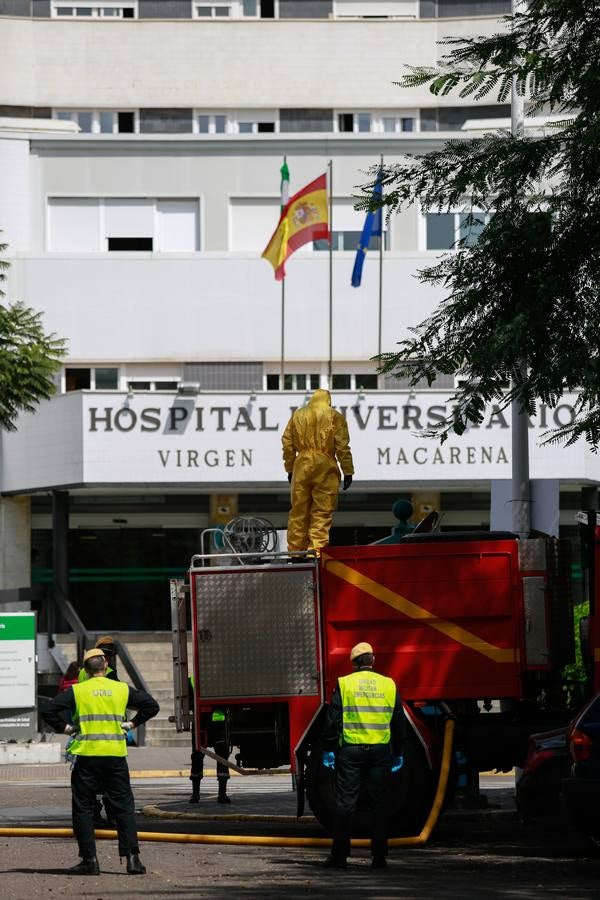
(0, 612), (36, 708)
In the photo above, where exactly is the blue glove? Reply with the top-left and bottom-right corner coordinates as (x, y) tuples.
(322, 751), (335, 770)
(391, 755), (404, 773)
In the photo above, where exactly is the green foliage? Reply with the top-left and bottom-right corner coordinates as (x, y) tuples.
(360, 0), (600, 446)
(563, 599), (589, 693)
(0, 239), (66, 431)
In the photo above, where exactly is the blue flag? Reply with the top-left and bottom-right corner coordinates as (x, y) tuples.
(351, 171), (383, 288)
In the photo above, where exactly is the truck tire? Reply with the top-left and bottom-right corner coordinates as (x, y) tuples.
(305, 727), (436, 836)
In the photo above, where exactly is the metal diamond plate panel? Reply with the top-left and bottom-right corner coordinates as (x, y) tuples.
(193, 568), (319, 699)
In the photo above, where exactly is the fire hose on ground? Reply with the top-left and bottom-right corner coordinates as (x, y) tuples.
(0, 719), (454, 850)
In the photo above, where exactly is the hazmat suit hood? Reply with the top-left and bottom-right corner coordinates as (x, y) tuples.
(308, 389), (332, 408)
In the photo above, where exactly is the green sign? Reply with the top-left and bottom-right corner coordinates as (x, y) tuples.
(0, 613), (36, 709)
(0, 615), (35, 641)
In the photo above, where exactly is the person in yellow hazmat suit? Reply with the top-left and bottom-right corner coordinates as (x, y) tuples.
(282, 389), (354, 553)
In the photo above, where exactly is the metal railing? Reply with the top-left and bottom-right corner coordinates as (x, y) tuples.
(47, 589), (149, 746)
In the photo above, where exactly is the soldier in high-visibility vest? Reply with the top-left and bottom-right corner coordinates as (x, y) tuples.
(188, 675), (231, 804)
(320, 641), (407, 870)
(42, 647), (159, 876)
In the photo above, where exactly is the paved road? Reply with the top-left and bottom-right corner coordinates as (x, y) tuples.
(1, 767), (599, 899)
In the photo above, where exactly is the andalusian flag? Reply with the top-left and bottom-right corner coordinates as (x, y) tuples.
(262, 173), (329, 281)
(280, 157), (290, 210)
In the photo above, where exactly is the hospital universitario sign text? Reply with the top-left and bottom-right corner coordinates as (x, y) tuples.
(85, 398), (578, 474)
(2, 390), (588, 494)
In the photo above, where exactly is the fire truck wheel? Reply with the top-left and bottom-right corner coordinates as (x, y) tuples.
(305, 728), (435, 836)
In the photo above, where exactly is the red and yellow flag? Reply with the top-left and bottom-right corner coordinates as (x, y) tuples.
(262, 174), (329, 281)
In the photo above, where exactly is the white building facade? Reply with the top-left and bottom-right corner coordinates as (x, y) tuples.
(0, 1), (592, 630)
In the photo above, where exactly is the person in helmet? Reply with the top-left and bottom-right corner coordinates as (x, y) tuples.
(42, 648), (159, 876)
(188, 675), (231, 805)
(282, 389), (354, 554)
(77, 636), (119, 683)
(77, 637), (120, 826)
(321, 641), (407, 870)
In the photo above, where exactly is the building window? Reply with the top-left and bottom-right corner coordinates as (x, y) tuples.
(238, 120), (276, 133)
(53, 2), (137, 16)
(65, 368), (91, 391)
(65, 367), (119, 391)
(107, 237), (153, 251)
(94, 368), (119, 389)
(266, 373), (320, 391)
(48, 198), (201, 252)
(184, 362), (263, 391)
(195, 4), (232, 15)
(193, 0), (274, 15)
(337, 112), (372, 133)
(53, 109), (138, 134)
(382, 115), (415, 133)
(197, 113), (228, 133)
(131, 380), (178, 391)
(100, 111), (136, 133)
(334, 1), (418, 17)
(332, 373), (379, 390)
(314, 231), (387, 251)
(425, 211), (492, 250)
(383, 371), (455, 390)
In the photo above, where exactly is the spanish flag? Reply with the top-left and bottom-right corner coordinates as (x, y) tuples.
(262, 174), (329, 281)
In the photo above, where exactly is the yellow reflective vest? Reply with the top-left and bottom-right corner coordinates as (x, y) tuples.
(189, 675), (224, 723)
(339, 670), (396, 745)
(69, 676), (129, 757)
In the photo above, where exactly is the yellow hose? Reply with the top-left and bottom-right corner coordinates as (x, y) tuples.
(0, 719), (454, 850)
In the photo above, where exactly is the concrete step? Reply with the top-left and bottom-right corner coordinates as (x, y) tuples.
(147, 736), (192, 748)
(50, 633), (191, 747)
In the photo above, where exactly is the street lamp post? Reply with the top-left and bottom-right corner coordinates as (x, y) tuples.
(510, 0), (531, 540)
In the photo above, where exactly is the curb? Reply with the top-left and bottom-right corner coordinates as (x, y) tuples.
(0, 766), (226, 781)
(141, 802), (517, 826)
(141, 804), (316, 824)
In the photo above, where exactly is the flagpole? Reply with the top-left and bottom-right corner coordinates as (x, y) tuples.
(280, 277), (285, 386)
(328, 159), (333, 387)
(378, 153), (384, 358)
(279, 156), (289, 390)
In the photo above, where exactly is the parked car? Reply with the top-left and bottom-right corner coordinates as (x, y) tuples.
(561, 692), (600, 845)
(516, 726), (571, 822)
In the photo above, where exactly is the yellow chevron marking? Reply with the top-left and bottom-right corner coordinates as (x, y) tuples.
(323, 555), (516, 665)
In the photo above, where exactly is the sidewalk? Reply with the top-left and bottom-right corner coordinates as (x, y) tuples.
(0, 742), (195, 780)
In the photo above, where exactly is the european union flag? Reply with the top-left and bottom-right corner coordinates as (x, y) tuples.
(351, 171), (383, 288)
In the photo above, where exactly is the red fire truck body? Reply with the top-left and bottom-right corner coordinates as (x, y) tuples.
(172, 528), (583, 831)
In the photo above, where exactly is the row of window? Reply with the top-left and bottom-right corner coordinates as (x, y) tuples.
(43, 0), (509, 20)
(48, 198), (200, 252)
(47, 197), (489, 253)
(55, 4), (135, 15)
(51, 1), (274, 16)
(54, 108), (416, 135)
(60, 366), (414, 393)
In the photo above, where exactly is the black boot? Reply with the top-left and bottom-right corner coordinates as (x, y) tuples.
(126, 853), (146, 875)
(217, 778), (231, 804)
(67, 857), (100, 876)
(189, 775), (201, 803)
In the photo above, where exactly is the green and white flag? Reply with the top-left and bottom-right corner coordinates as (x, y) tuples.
(280, 157), (290, 210)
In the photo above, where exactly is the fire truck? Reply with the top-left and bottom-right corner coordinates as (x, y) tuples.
(170, 512), (598, 834)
